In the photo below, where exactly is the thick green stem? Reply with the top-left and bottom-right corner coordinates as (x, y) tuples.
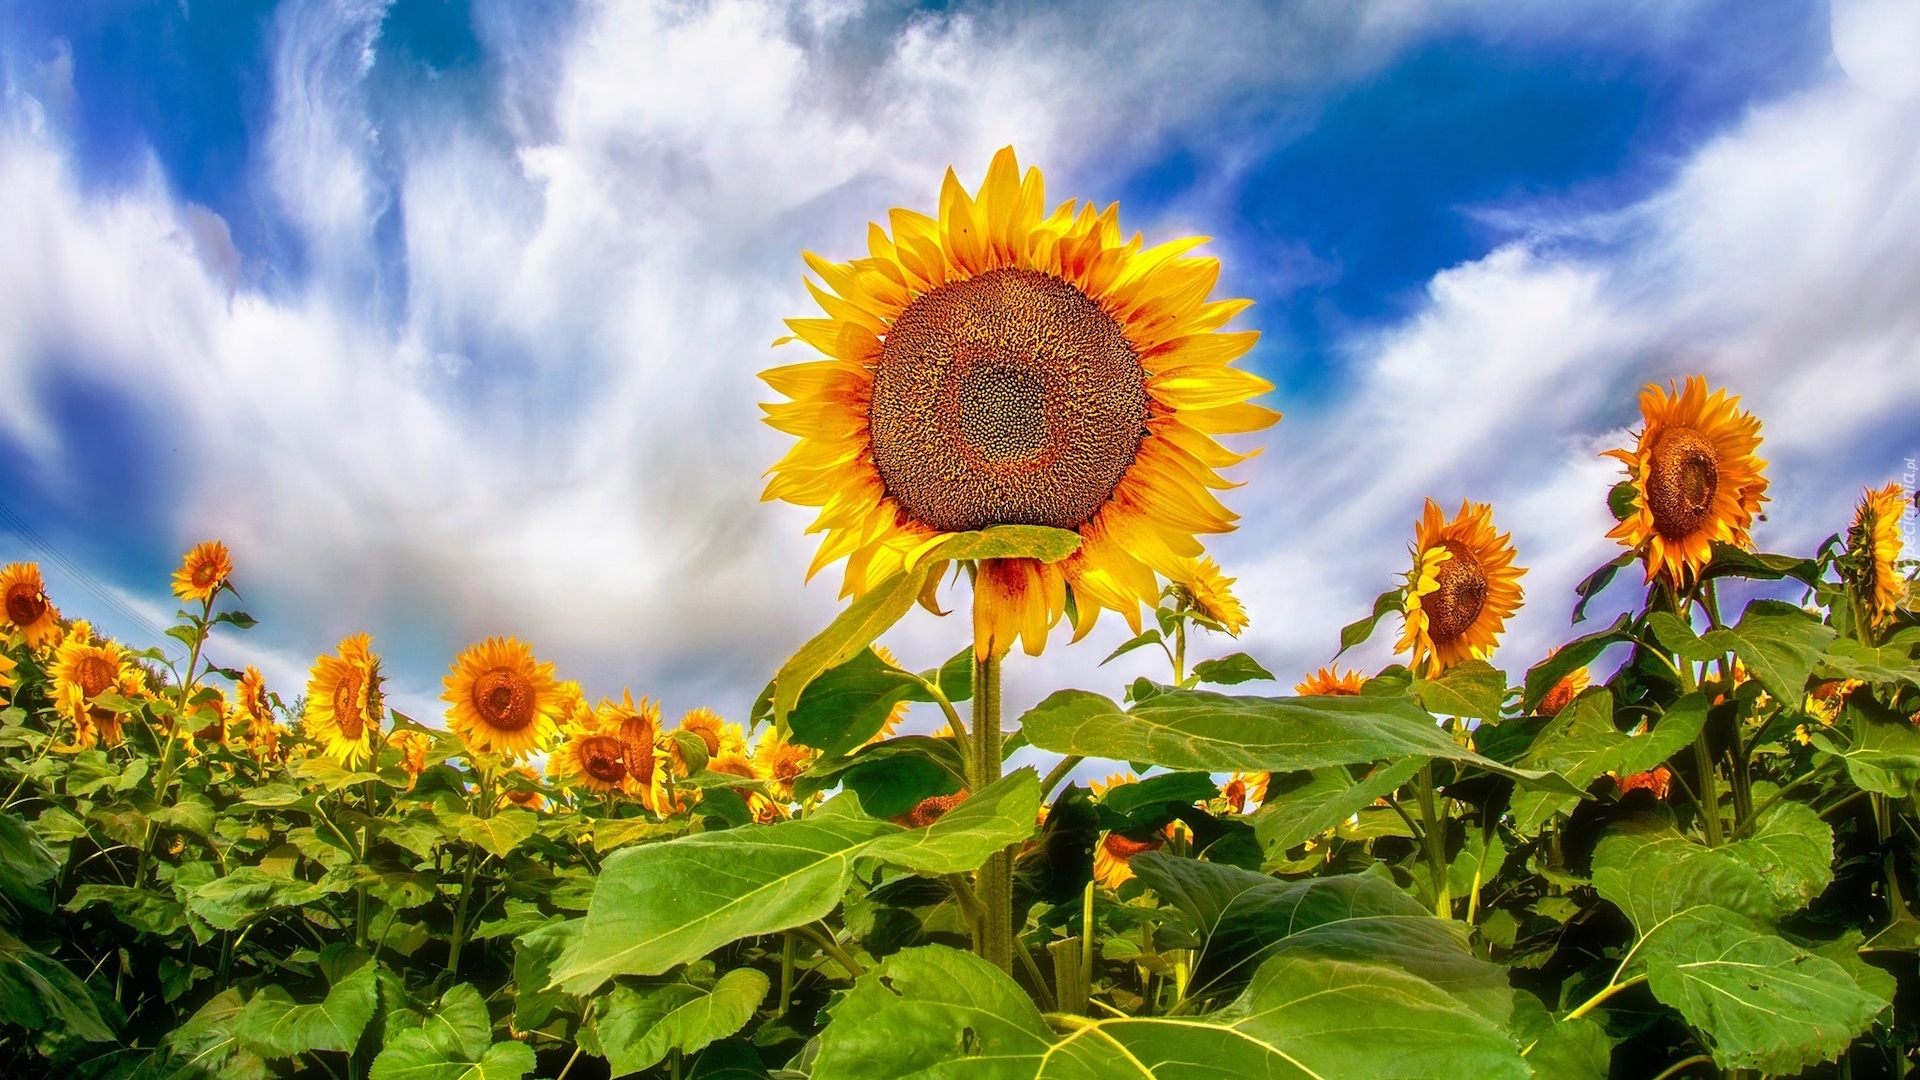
(777, 934), (795, 1018)
(1415, 765), (1451, 918)
(972, 646), (1013, 974)
(1692, 733), (1724, 848)
(445, 848), (480, 985)
(1040, 755), (1083, 800)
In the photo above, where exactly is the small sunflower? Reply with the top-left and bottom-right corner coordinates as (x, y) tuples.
(501, 765), (548, 811)
(0, 653), (15, 706)
(1604, 377), (1768, 587)
(671, 707), (746, 773)
(304, 633), (383, 766)
(1222, 772), (1267, 815)
(864, 645), (913, 744)
(1397, 499), (1526, 678)
(442, 637), (569, 761)
(171, 540), (233, 604)
(233, 666), (278, 751)
(387, 729), (432, 787)
(1849, 483), (1909, 628)
(53, 682), (97, 753)
(761, 147), (1279, 660)
(1615, 766), (1672, 800)
(754, 724), (816, 803)
(901, 791), (968, 828)
(1, 562), (60, 649)
(1094, 832), (1163, 889)
(551, 693), (666, 810)
(1180, 557), (1249, 636)
(51, 621), (130, 713)
(1538, 667), (1590, 717)
(1294, 666), (1366, 696)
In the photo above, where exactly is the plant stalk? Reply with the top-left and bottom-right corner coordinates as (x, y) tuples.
(972, 641), (1013, 974)
(1415, 765), (1451, 918)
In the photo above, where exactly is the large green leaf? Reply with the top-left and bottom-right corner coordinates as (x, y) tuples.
(1641, 907), (1890, 1074)
(594, 969), (769, 1077)
(1019, 688), (1579, 793)
(1811, 694), (1920, 797)
(1591, 816), (1777, 930)
(235, 963), (378, 1058)
(369, 1038), (535, 1080)
(442, 809), (538, 859)
(1507, 691), (1706, 833)
(553, 772), (1040, 991)
(812, 944), (1528, 1079)
(785, 648), (921, 756)
(1190, 653), (1276, 687)
(1521, 613), (1634, 713)
(771, 563), (937, 728)
(1814, 628), (1920, 689)
(1335, 587), (1405, 656)
(1720, 801), (1834, 917)
(0, 927), (116, 1042)
(511, 920), (580, 1031)
(1251, 759), (1425, 854)
(1411, 660), (1506, 721)
(0, 810), (59, 913)
(791, 736), (966, 818)
(1648, 600), (1834, 704)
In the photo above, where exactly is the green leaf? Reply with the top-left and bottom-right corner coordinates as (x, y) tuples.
(812, 944), (1528, 1079)
(1411, 659), (1506, 720)
(1571, 552), (1634, 624)
(785, 647), (921, 755)
(554, 772), (1040, 991)
(1251, 759), (1425, 854)
(1511, 995), (1611, 1080)
(511, 920), (580, 1031)
(1607, 481), (1638, 522)
(1506, 690), (1706, 833)
(1335, 587), (1404, 656)
(1641, 907), (1890, 1073)
(1094, 771), (1221, 818)
(1190, 652), (1276, 686)
(369, 1037), (536, 1080)
(235, 963), (378, 1057)
(446, 809), (538, 858)
(1698, 542), (1822, 587)
(422, 984), (493, 1063)
(1591, 815), (1778, 931)
(1811, 693), (1920, 797)
(1101, 628), (1163, 666)
(1522, 612), (1633, 712)
(771, 563), (936, 728)
(1650, 601), (1835, 704)
(790, 736), (966, 817)
(0, 927), (116, 1042)
(1018, 688), (1580, 794)
(595, 969), (769, 1077)
(1720, 801), (1834, 917)
(0, 810), (59, 912)
(1816, 630), (1920, 689)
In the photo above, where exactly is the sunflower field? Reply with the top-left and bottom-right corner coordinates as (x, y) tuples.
(5, 148), (1920, 1080)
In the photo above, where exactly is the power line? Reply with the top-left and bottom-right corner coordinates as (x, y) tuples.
(0, 496), (175, 652)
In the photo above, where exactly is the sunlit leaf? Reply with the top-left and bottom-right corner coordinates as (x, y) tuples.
(594, 969), (769, 1077)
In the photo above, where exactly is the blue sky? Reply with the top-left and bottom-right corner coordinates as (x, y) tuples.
(1, 0), (1916, 729)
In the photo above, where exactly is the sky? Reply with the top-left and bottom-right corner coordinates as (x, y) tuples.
(1, 0), (1916, 742)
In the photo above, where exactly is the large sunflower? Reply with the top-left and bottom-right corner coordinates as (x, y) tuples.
(51, 621), (130, 748)
(1849, 483), (1909, 628)
(304, 633), (383, 766)
(171, 540), (233, 604)
(442, 637), (568, 761)
(1397, 499), (1526, 678)
(1604, 376), (1768, 587)
(761, 147), (1279, 659)
(2, 562), (60, 649)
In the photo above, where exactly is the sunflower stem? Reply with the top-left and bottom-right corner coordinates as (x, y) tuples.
(1415, 764), (1451, 918)
(971, 634), (1013, 975)
(1040, 755), (1083, 800)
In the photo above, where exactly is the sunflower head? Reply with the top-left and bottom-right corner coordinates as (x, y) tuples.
(754, 724), (816, 803)
(901, 791), (968, 828)
(1616, 766), (1672, 801)
(1397, 499), (1526, 679)
(304, 633), (383, 767)
(442, 637), (568, 761)
(387, 729), (432, 785)
(761, 146), (1278, 660)
(2, 563), (60, 649)
(171, 540), (234, 604)
(501, 765), (547, 811)
(1604, 377), (1769, 587)
(53, 681), (98, 753)
(671, 707), (745, 774)
(1094, 832), (1163, 889)
(1178, 557), (1249, 636)
(52, 621), (128, 703)
(1538, 666), (1591, 717)
(0, 653), (15, 707)
(1294, 666), (1366, 696)
(1847, 483), (1910, 628)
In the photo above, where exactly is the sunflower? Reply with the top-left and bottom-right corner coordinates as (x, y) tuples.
(1615, 766), (1672, 800)
(233, 666), (278, 750)
(550, 692), (667, 810)
(304, 633), (383, 766)
(671, 707), (746, 773)
(754, 724), (816, 803)
(53, 682), (97, 753)
(1180, 557), (1249, 636)
(1849, 483), (1909, 628)
(1, 563), (60, 649)
(1294, 666), (1366, 696)
(1221, 773), (1266, 815)
(51, 621), (129, 714)
(387, 729), (432, 787)
(1397, 499), (1526, 678)
(1604, 377), (1768, 587)
(501, 765), (547, 811)
(171, 540), (233, 604)
(442, 637), (568, 761)
(761, 147), (1279, 660)
(1094, 833), (1163, 889)
(0, 653), (14, 706)
(1538, 666), (1590, 717)
(864, 645), (913, 744)
(901, 791), (968, 828)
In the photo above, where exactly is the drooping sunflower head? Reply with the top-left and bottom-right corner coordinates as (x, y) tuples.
(442, 637), (568, 761)
(171, 540), (233, 604)
(1294, 666), (1366, 696)
(761, 147), (1279, 660)
(1178, 557), (1249, 636)
(1397, 499), (1526, 679)
(1848, 483), (1910, 628)
(1094, 832), (1163, 889)
(1604, 376), (1768, 587)
(2, 562), (60, 649)
(53, 681), (98, 753)
(304, 633), (383, 766)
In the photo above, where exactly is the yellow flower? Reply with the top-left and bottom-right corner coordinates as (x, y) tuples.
(864, 645), (912, 744)
(1397, 499), (1526, 678)
(1850, 483), (1909, 628)
(388, 729), (432, 786)
(753, 724), (816, 803)
(1294, 666), (1367, 696)
(760, 146), (1279, 660)
(1222, 772), (1267, 814)
(550, 692), (667, 811)
(1604, 377), (1768, 587)
(1804, 680), (1860, 727)
(304, 633), (383, 766)
(1537, 647), (1591, 717)
(53, 681), (97, 753)
(1, 562), (60, 649)
(671, 707), (745, 773)
(1094, 832), (1163, 889)
(441, 637), (568, 761)
(171, 540), (233, 604)
(1180, 557), (1249, 636)
(0, 653), (14, 706)
(232, 666), (279, 752)
(502, 765), (548, 811)
(51, 621), (129, 715)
